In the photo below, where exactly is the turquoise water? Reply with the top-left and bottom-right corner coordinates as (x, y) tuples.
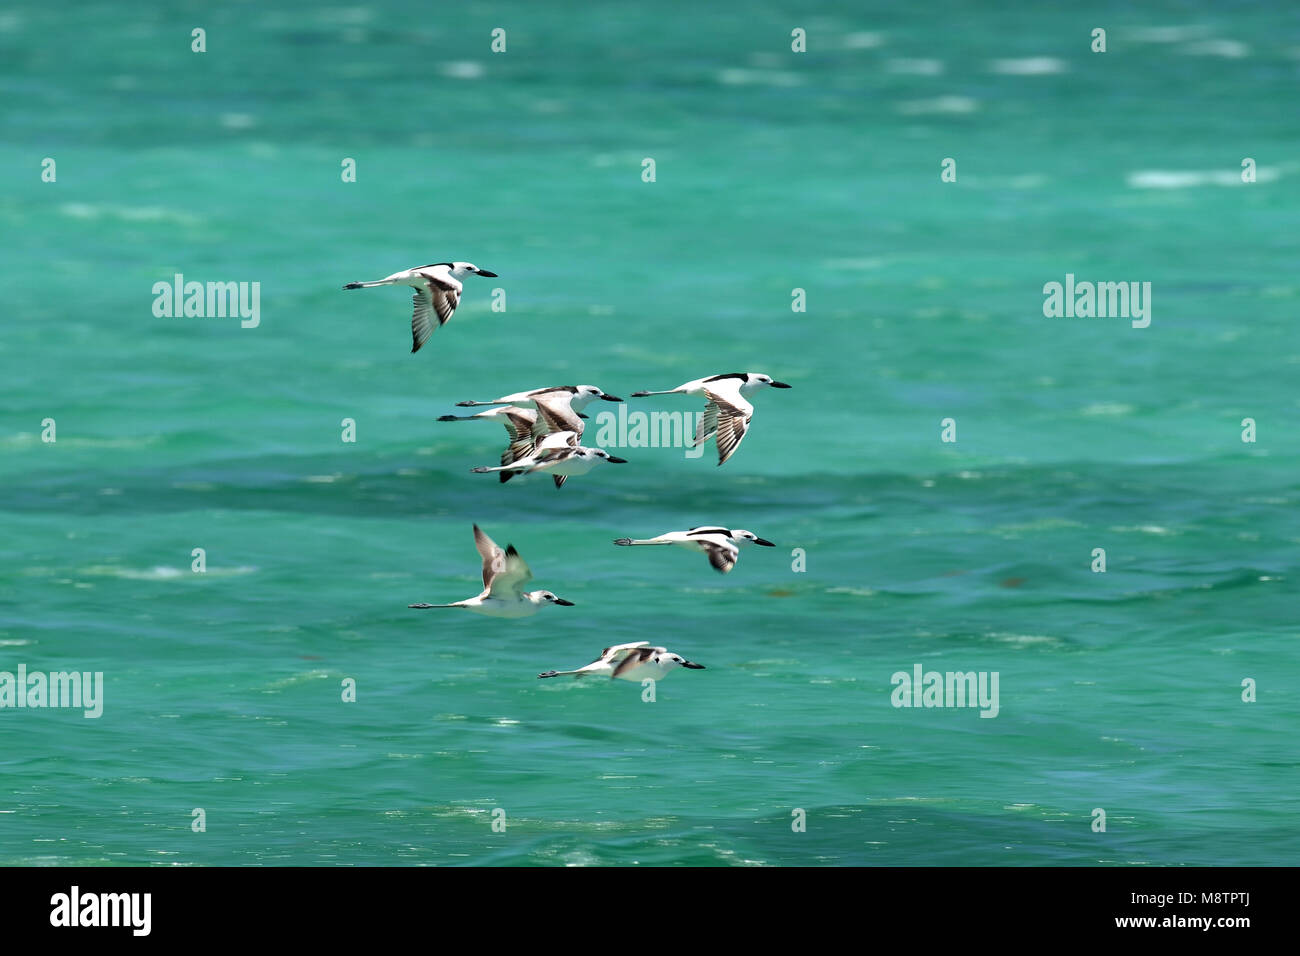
(2, 1), (1298, 865)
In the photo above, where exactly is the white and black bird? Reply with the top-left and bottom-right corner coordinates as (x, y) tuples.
(486, 392), (591, 483)
(471, 429), (627, 489)
(443, 393), (618, 487)
(438, 405), (547, 477)
(342, 261), (497, 353)
(613, 526), (775, 574)
(537, 642), (705, 681)
(454, 385), (623, 414)
(630, 372), (791, 465)
(439, 392), (597, 461)
(408, 524), (573, 618)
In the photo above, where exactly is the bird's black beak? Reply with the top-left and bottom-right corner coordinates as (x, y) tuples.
(606, 455), (628, 464)
(476, 270), (498, 278)
(754, 538), (776, 547)
(600, 394), (624, 402)
(554, 598), (575, 606)
(682, 661), (705, 669)
(771, 381), (792, 388)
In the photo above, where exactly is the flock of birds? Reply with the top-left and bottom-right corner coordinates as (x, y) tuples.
(343, 259), (792, 683)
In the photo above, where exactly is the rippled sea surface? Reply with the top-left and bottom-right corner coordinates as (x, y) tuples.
(2, 1), (1298, 865)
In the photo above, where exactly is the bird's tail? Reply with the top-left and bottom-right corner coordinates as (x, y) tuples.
(630, 389), (680, 398)
(342, 279), (394, 290)
(455, 400), (507, 408)
(537, 669), (583, 679)
(408, 602), (462, 609)
(613, 537), (672, 546)
(438, 414), (482, 421)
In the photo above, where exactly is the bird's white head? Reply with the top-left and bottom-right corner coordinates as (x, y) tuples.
(529, 590), (574, 606)
(654, 651), (705, 671)
(744, 373), (792, 392)
(573, 385), (624, 405)
(451, 262), (498, 278)
(729, 529), (776, 548)
(587, 448), (628, 464)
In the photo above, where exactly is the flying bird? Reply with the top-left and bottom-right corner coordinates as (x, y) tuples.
(408, 524), (573, 618)
(471, 429), (627, 488)
(342, 261), (497, 353)
(455, 384), (622, 414)
(630, 372), (791, 465)
(439, 405), (548, 477)
(537, 642), (705, 681)
(613, 526), (775, 573)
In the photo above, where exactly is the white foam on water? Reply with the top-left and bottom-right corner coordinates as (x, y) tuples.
(1129, 25), (1212, 44)
(1181, 39), (1249, 58)
(843, 31), (885, 49)
(59, 203), (202, 225)
(439, 61), (485, 79)
(1127, 167), (1280, 188)
(79, 564), (258, 580)
(984, 632), (1063, 646)
(896, 95), (978, 115)
(886, 58), (943, 75)
(989, 57), (1068, 74)
(716, 68), (804, 87)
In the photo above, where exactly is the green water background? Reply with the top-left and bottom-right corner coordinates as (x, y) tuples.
(1, 1), (1297, 865)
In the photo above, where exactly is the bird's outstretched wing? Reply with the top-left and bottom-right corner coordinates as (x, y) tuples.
(534, 432), (580, 460)
(599, 641), (651, 661)
(411, 287), (436, 353)
(486, 544), (533, 599)
(472, 524), (507, 589)
(700, 539), (740, 574)
(703, 386), (754, 466)
(693, 402), (719, 447)
(533, 393), (585, 440)
(611, 646), (659, 679)
(411, 276), (462, 352)
(500, 409), (541, 467)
